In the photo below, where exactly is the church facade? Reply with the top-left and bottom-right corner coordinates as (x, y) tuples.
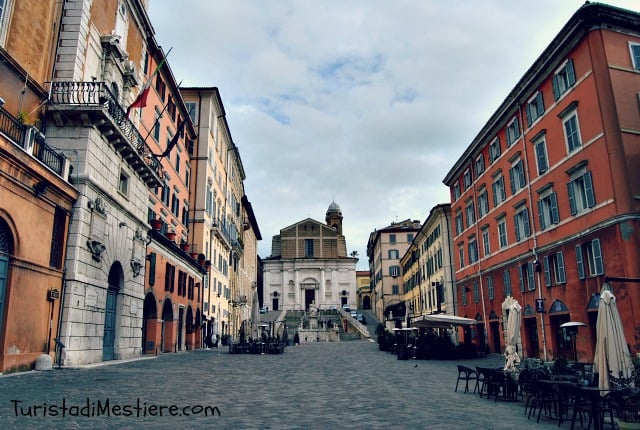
(262, 202), (358, 312)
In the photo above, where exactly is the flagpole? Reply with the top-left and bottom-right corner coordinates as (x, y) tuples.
(141, 80), (183, 143)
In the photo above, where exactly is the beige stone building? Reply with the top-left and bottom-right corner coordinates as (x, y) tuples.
(367, 219), (422, 324)
(400, 204), (456, 322)
(356, 271), (371, 310)
(263, 202), (358, 311)
(182, 87), (258, 342)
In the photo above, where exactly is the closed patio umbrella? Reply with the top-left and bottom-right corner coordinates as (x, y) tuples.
(251, 293), (260, 341)
(593, 289), (634, 392)
(504, 301), (521, 372)
(506, 301), (522, 348)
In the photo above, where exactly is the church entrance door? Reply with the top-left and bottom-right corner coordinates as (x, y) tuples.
(305, 289), (315, 311)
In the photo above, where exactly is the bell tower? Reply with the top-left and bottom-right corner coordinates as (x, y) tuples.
(325, 200), (343, 235)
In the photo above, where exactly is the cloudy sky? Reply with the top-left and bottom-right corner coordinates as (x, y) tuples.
(148, 0), (639, 269)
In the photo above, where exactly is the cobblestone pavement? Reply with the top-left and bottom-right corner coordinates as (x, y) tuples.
(0, 340), (566, 429)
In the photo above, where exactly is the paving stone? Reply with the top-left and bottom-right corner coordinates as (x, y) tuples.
(0, 341), (563, 429)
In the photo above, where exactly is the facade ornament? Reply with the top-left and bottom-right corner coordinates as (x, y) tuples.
(87, 239), (106, 262)
(130, 258), (143, 278)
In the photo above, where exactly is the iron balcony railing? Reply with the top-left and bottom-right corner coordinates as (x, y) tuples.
(49, 81), (161, 183)
(0, 106), (64, 176)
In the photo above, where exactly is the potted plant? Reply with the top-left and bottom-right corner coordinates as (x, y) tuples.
(165, 230), (176, 241)
(179, 241), (189, 252)
(610, 387), (640, 429)
(150, 219), (162, 230)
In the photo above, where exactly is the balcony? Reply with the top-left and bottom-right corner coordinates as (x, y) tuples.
(48, 81), (162, 188)
(0, 106), (66, 176)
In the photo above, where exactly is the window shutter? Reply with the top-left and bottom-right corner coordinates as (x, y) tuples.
(538, 200), (546, 230)
(149, 253), (156, 286)
(557, 251), (566, 283)
(567, 181), (577, 215)
(509, 167), (516, 194)
(523, 208), (531, 237)
(543, 256), (551, 286)
(567, 59), (576, 87)
(514, 117), (520, 139)
(518, 160), (526, 188)
(576, 245), (585, 279)
(519, 265), (525, 292)
(492, 182), (498, 207)
(550, 192), (560, 224)
(503, 270), (511, 296)
(592, 238), (604, 275)
(584, 171), (595, 208)
(514, 214), (521, 242)
(528, 262), (536, 291)
(526, 104), (532, 127)
(552, 75), (560, 101)
(536, 92), (545, 116)
(536, 142), (547, 174)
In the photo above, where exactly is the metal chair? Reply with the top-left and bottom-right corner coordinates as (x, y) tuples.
(455, 365), (478, 393)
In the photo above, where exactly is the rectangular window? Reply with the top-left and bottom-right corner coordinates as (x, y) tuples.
(388, 249), (399, 259)
(461, 286), (467, 306)
(506, 117), (520, 147)
(487, 275), (494, 300)
(509, 159), (526, 195)
(153, 109), (161, 141)
(118, 170), (129, 196)
(497, 217), (508, 249)
(534, 139), (549, 175)
(478, 188), (489, 218)
(392, 285), (399, 295)
(475, 154), (485, 178)
(552, 59), (576, 100)
(514, 207), (531, 242)
(49, 207), (66, 268)
(453, 182), (461, 201)
(503, 270), (512, 297)
(543, 251), (566, 286)
(482, 228), (490, 257)
(181, 206), (189, 227)
(473, 282), (480, 303)
(455, 210), (463, 235)
(537, 190), (560, 230)
(389, 266), (400, 277)
(465, 200), (476, 227)
(492, 175), (506, 207)
(577, 238), (604, 277)
(563, 112), (582, 152)
(463, 168), (472, 190)
(489, 138), (501, 163)
(458, 244), (465, 268)
(468, 237), (478, 264)
(185, 102), (197, 123)
(568, 169), (595, 215)
(171, 194), (179, 217)
(526, 91), (545, 127)
(389, 234), (396, 244)
(630, 43), (640, 70)
(305, 239), (314, 257)
(176, 153), (181, 174)
(518, 262), (535, 292)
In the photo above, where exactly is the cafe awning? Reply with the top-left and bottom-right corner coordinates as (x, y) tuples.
(411, 314), (477, 329)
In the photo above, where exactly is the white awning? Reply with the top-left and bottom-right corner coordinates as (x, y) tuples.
(411, 314), (477, 329)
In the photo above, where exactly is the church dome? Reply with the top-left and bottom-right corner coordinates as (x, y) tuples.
(327, 201), (341, 215)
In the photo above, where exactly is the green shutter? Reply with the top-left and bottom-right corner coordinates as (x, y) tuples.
(538, 199), (546, 230)
(552, 75), (560, 100)
(543, 255), (551, 287)
(550, 192), (560, 224)
(592, 238), (604, 275)
(584, 171), (596, 208)
(576, 245), (585, 279)
(567, 181), (577, 215)
(557, 252), (566, 283)
(528, 262), (536, 291)
(567, 59), (576, 87)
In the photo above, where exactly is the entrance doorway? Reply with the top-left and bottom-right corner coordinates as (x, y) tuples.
(524, 317), (539, 358)
(177, 307), (184, 351)
(490, 321), (501, 353)
(161, 300), (173, 352)
(305, 289), (315, 311)
(0, 219), (14, 345)
(362, 296), (371, 310)
(103, 262), (123, 361)
(142, 293), (157, 353)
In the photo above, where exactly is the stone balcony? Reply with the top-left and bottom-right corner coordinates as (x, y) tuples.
(48, 81), (162, 188)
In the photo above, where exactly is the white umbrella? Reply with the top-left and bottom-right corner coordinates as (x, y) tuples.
(593, 289), (634, 392)
(250, 293), (260, 340)
(506, 301), (522, 348)
(504, 301), (521, 372)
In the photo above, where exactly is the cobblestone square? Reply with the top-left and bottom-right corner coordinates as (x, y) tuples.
(0, 341), (564, 429)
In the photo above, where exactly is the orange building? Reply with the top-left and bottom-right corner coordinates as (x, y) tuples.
(0, 0), (77, 372)
(137, 40), (206, 353)
(443, 3), (640, 362)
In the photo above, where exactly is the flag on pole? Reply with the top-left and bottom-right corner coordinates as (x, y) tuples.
(157, 115), (187, 158)
(126, 47), (173, 118)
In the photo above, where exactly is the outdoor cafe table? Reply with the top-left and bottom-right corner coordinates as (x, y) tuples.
(573, 386), (613, 430)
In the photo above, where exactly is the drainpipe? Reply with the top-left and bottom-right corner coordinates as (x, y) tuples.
(470, 178), (489, 352)
(518, 104), (548, 361)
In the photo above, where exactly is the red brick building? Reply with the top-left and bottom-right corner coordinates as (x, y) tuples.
(443, 3), (640, 362)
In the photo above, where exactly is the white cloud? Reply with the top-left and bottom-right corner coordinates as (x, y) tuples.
(148, 0), (640, 268)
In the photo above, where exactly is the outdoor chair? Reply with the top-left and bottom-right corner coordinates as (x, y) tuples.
(475, 367), (490, 397)
(455, 365), (478, 393)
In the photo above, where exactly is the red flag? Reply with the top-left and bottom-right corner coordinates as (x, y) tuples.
(126, 47), (172, 118)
